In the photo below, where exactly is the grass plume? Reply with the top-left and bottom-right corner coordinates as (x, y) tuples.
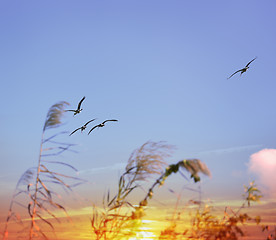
(90, 142), (213, 239)
(2, 101), (83, 240)
(43, 101), (69, 131)
(91, 141), (175, 239)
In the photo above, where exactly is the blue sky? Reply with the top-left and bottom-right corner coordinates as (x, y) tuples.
(1, 0), (276, 212)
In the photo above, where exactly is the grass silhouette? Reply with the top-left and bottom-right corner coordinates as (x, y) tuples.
(2, 101), (275, 240)
(2, 101), (84, 240)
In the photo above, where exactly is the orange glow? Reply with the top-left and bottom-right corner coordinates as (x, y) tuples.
(1, 199), (275, 240)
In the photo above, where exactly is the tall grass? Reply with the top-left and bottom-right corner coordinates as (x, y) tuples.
(90, 141), (175, 240)
(159, 181), (264, 240)
(2, 101), (275, 240)
(90, 141), (212, 239)
(2, 101), (83, 240)
(90, 148), (276, 240)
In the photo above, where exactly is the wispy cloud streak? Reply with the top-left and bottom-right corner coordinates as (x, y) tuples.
(78, 162), (126, 175)
(197, 144), (263, 156)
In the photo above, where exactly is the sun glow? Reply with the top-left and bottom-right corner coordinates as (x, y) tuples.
(128, 220), (157, 240)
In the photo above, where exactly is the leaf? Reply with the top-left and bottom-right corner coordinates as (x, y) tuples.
(36, 226), (49, 240)
(122, 186), (137, 199)
(38, 178), (52, 199)
(125, 201), (135, 208)
(40, 166), (72, 190)
(36, 213), (54, 230)
(107, 189), (110, 203)
(28, 203), (33, 217)
(42, 131), (71, 144)
(119, 175), (125, 189)
(15, 168), (36, 189)
(52, 202), (70, 218)
(41, 161), (78, 172)
(108, 195), (117, 207)
(13, 200), (28, 209)
(235, 226), (244, 236)
(168, 188), (175, 194)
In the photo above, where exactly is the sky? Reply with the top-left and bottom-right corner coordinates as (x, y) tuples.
(0, 0), (276, 239)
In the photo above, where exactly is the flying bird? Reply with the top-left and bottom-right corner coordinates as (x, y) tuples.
(66, 96), (85, 115)
(69, 118), (96, 136)
(227, 57), (257, 79)
(88, 119), (118, 135)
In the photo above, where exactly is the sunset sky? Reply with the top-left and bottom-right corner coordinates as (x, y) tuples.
(1, 1), (276, 239)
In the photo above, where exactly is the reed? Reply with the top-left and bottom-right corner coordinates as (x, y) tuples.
(159, 181), (265, 240)
(2, 102), (275, 240)
(91, 141), (175, 240)
(90, 142), (213, 239)
(2, 101), (83, 240)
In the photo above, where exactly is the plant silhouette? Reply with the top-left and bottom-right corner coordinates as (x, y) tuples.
(2, 102), (275, 240)
(2, 101), (84, 240)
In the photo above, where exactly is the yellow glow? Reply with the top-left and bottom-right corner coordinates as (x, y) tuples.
(128, 220), (157, 240)
(3, 199), (275, 240)
(129, 231), (156, 239)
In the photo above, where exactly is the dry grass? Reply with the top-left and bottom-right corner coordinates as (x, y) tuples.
(2, 101), (275, 240)
(2, 101), (83, 240)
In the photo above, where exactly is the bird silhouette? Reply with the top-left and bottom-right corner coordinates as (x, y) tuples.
(88, 119), (118, 135)
(69, 118), (96, 136)
(227, 57), (257, 79)
(66, 96), (85, 115)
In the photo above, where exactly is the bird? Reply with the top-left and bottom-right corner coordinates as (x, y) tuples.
(227, 57), (257, 79)
(66, 96), (85, 115)
(88, 119), (118, 135)
(69, 119), (96, 136)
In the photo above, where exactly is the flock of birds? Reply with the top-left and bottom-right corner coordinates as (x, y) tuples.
(65, 57), (257, 136)
(65, 96), (118, 136)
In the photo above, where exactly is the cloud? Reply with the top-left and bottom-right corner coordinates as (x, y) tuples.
(249, 149), (276, 197)
(197, 144), (263, 155)
(78, 162), (125, 175)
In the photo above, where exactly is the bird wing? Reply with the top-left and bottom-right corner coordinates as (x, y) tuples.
(70, 127), (81, 136)
(66, 110), (76, 112)
(88, 125), (99, 135)
(227, 69), (243, 79)
(245, 57), (257, 67)
(102, 119), (118, 124)
(84, 118), (96, 126)
(77, 96), (86, 110)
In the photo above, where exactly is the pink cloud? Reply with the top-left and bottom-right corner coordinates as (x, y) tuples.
(249, 149), (276, 197)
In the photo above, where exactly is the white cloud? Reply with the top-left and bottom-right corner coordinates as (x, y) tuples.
(249, 149), (276, 197)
